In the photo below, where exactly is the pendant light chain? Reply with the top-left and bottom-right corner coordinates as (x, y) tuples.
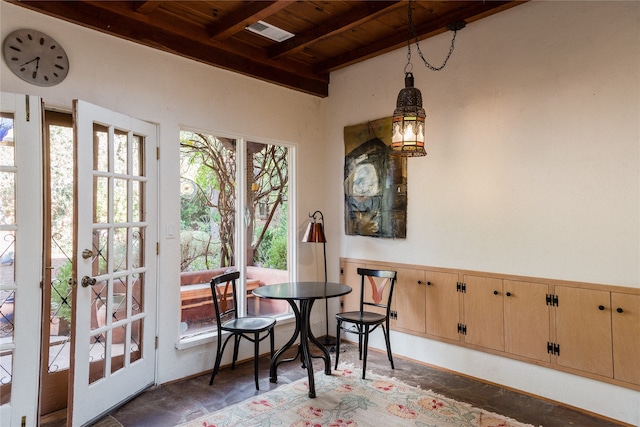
(393, 0), (465, 157)
(406, 0), (463, 72)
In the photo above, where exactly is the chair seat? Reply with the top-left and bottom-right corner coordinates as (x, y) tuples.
(336, 310), (385, 325)
(222, 316), (276, 333)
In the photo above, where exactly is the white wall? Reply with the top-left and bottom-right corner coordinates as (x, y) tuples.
(326, 1), (639, 424)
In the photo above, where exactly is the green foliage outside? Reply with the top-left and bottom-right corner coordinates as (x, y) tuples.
(254, 204), (288, 270)
(180, 131), (289, 272)
(51, 260), (73, 324)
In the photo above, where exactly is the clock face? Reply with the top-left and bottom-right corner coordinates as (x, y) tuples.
(2, 29), (69, 87)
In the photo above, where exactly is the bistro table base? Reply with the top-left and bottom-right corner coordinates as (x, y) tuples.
(269, 299), (331, 398)
(252, 282), (352, 399)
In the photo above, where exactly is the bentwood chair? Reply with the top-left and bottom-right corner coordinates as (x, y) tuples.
(209, 271), (275, 390)
(335, 268), (397, 379)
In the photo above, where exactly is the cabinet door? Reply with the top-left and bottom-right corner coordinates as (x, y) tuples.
(463, 275), (504, 351)
(339, 261), (361, 313)
(555, 286), (612, 377)
(504, 280), (550, 362)
(611, 293), (640, 385)
(425, 270), (460, 341)
(394, 267), (426, 334)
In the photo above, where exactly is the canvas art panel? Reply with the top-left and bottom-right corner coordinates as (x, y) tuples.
(344, 117), (407, 238)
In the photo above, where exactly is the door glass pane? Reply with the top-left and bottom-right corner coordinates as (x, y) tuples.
(0, 289), (14, 405)
(0, 172), (14, 225)
(88, 332), (106, 384)
(131, 227), (142, 269)
(94, 177), (109, 224)
(94, 124), (109, 172)
(132, 272), (142, 316)
(0, 115), (14, 166)
(132, 135), (142, 177)
(0, 114), (15, 405)
(113, 227), (128, 272)
(93, 228), (109, 276)
(132, 181), (142, 223)
(113, 178), (128, 223)
(114, 129), (128, 175)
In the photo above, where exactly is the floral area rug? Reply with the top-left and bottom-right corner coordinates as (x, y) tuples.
(179, 366), (536, 427)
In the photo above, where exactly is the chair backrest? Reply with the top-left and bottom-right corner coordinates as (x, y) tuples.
(210, 271), (240, 324)
(356, 268), (397, 316)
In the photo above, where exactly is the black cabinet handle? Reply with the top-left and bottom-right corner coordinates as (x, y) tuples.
(493, 290), (499, 295)
(617, 307), (624, 313)
(506, 292), (512, 297)
(426, 281), (431, 286)
(418, 280), (422, 285)
(598, 305), (605, 311)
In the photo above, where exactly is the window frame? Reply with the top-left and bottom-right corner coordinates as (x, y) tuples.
(177, 128), (297, 344)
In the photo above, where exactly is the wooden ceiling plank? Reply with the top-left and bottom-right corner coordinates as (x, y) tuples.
(208, 0), (295, 42)
(314, 1), (519, 74)
(8, 0), (329, 97)
(269, 1), (404, 60)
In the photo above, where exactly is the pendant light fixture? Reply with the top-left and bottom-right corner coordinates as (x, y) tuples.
(392, 0), (465, 157)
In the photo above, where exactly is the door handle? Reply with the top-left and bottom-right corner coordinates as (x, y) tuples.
(82, 249), (93, 259)
(81, 276), (97, 287)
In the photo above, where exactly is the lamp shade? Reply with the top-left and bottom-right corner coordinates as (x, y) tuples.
(302, 221), (326, 243)
(392, 72), (427, 157)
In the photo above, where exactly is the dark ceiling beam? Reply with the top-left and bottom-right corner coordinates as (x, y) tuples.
(314, 1), (519, 74)
(10, 0), (329, 97)
(268, 1), (404, 60)
(133, 1), (162, 15)
(208, 1), (294, 42)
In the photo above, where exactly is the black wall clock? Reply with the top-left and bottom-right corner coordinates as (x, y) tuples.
(2, 29), (70, 87)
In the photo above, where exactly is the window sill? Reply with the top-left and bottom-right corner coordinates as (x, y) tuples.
(175, 313), (296, 351)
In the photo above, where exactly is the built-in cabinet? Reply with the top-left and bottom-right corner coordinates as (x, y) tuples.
(339, 258), (640, 391)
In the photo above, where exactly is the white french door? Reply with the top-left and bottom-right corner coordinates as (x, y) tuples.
(0, 93), (43, 427)
(70, 100), (157, 426)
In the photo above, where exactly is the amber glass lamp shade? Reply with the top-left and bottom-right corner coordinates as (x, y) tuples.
(392, 72), (427, 157)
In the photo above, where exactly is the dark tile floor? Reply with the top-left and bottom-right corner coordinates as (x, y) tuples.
(86, 341), (627, 427)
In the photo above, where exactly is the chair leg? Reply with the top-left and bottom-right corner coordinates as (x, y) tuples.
(383, 325), (394, 369)
(254, 332), (260, 390)
(232, 334), (240, 370)
(210, 335), (223, 385)
(334, 320), (341, 370)
(362, 325), (369, 379)
(269, 328), (275, 360)
(357, 325), (363, 360)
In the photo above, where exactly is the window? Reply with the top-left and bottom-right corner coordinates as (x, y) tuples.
(179, 131), (292, 338)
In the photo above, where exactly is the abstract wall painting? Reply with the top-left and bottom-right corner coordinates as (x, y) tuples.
(344, 117), (407, 239)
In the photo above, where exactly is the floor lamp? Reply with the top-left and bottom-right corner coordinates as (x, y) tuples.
(302, 210), (335, 346)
